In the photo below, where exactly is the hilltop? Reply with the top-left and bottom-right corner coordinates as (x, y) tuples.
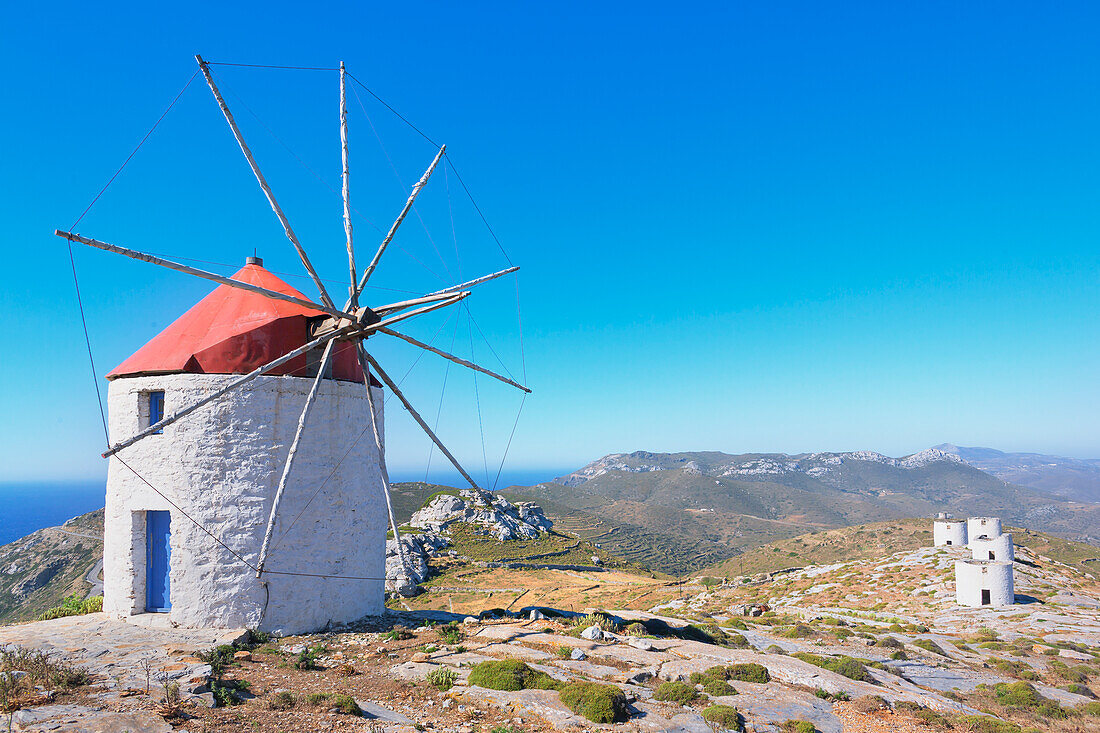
(936, 444), (1100, 505)
(504, 449), (1100, 575)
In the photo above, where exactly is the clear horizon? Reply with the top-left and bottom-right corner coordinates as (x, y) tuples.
(3, 1), (1099, 482)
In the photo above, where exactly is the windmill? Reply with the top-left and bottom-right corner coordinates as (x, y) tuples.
(56, 56), (529, 633)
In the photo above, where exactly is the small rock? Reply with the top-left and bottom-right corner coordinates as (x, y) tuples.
(570, 648), (587, 660)
(233, 650), (252, 662)
(286, 644), (306, 655)
(580, 624), (605, 641)
(627, 637), (654, 651)
(529, 609), (546, 620)
(442, 699), (452, 709)
(462, 617), (479, 625)
(626, 670), (652, 684)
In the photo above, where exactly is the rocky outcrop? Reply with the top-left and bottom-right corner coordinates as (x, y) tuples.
(386, 490), (554, 597)
(408, 489), (552, 540)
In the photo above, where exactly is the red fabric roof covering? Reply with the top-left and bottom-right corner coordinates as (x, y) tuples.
(108, 263), (363, 382)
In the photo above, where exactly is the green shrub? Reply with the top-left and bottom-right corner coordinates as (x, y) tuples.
(792, 653), (873, 683)
(559, 681), (629, 723)
(875, 636), (902, 649)
(623, 622), (650, 636)
(700, 576), (721, 588)
(268, 691), (296, 710)
(294, 645), (324, 670)
(726, 633), (750, 648)
(330, 693), (361, 715)
(681, 624), (730, 646)
(1062, 683), (1094, 698)
(689, 672), (737, 696)
(912, 639), (948, 656)
(426, 667), (458, 691)
(890, 650), (908, 661)
(468, 660), (560, 691)
(703, 704), (743, 731)
(726, 663), (771, 684)
(654, 681), (698, 704)
(992, 682), (1066, 719)
(1082, 701), (1100, 717)
(781, 721), (815, 733)
(574, 612), (618, 632)
(780, 625), (816, 639)
(955, 715), (1023, 733)
(438, 623), (464, 646)
(383, 627), (414, 642)
(721, 618), (748, 631)
(40, 594), (103, 621)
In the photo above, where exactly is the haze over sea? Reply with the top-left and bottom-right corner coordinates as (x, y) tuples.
(0, 469), (565, 547)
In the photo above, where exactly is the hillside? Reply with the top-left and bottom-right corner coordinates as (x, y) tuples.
(937, 443), (1100, 504)
(505, 449), (1100, 575)
(0, 509), (103, 624)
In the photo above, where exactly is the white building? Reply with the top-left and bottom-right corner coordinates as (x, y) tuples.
(933, 519), (968, 547)
(970, 533), (1014, 563)
(102, 258), (387, 634)
(954, 559), (1014, 607)
(967, 516), (1002, 543)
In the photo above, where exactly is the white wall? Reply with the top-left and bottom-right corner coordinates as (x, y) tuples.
(104, 373), (386, 634)
(955, 559), (1014, 607)
(970, 533), (1013, 562)
(967, 517), (1002, 543)
(933, 521), (967, 547)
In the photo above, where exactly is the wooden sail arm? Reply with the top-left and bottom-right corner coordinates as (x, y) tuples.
(255, 339), (338, 577)
(372, 291), (470, 316)
(378, 327), (530, 393)
(427, 266), (520, 297)
(339, 61), (356, 309)
(355, 145), (446, 298)
(361, 349), (481, 491)
(55, 231), (357, 322)
(194, 54), (336, 312)
(354, 345), (409, 572)
(102, 325), (358, 458)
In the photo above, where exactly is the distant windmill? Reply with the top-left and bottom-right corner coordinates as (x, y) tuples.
(56, 56), (529, 633)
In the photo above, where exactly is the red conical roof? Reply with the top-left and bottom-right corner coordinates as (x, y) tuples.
(108, 262), (363, 382)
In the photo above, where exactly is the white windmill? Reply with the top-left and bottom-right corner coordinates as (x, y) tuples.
(56, 56), (529, 634)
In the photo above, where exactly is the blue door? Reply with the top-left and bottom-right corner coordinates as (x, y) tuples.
(146, 511), (171, 612)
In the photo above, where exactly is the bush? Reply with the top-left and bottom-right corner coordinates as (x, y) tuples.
(780, 625), (816, 639)
(426, 667), (458, 691)
(654, 681), (698, 704)
(690, 672), (737, 696)
(559, 681), (629, 723)
(383, 627), (414, 642)
(851, 695), (888, 713)
(726, 633), (750, 648)
(992, 682), (1066, 719)
(40, 594), (103, 620)
(438, 623), (464, 646)
(330, 694), (361, 716)
(703, 704), (743, 731)
(781, 721), (816, 733)
(890, 650), (908, 661)
(875, 636), (902, 649)
(294, 645), (324, 670)
(622, 622), (650, 637)
(267, 691), (296, 710)
(912, 639), (948, 656)
(574, 612), (618, 632)
(468, 660), (560, 691)
(726, 663), (771, 684)
(792, 653), (873, 683)
(955, 715), (1023, 733)
(1082, 701), (1100, 717)
(1062, 683), (1094, 698)
(700, 576), (721, 588)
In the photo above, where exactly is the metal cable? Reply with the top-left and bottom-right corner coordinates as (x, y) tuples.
(71, 70), (199, 230)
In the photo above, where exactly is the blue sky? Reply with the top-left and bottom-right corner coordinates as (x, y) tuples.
(2, 1), (1099, 485)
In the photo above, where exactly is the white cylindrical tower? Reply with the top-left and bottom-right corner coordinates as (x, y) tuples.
(102, 259), (388, 634)
(970, 533), (1013, 563)
(933, 520), (968, 547)
(954, 559), (1014, 607)
(967, 516), (1002, 543)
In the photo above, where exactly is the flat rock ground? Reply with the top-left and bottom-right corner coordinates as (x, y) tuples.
(2, 542), (1100, 732)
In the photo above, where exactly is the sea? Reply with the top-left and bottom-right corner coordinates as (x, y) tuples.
(0, 468), (567, 547)
(0, 481), (107, 546)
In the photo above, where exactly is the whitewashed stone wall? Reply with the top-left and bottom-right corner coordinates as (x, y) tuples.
(932, 520), (967, 547)
(954, 559), (1014, 607)
(104, 373), (386, 634)
(966, 516), (1002, 543)
(970, 533), (1014, 562)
